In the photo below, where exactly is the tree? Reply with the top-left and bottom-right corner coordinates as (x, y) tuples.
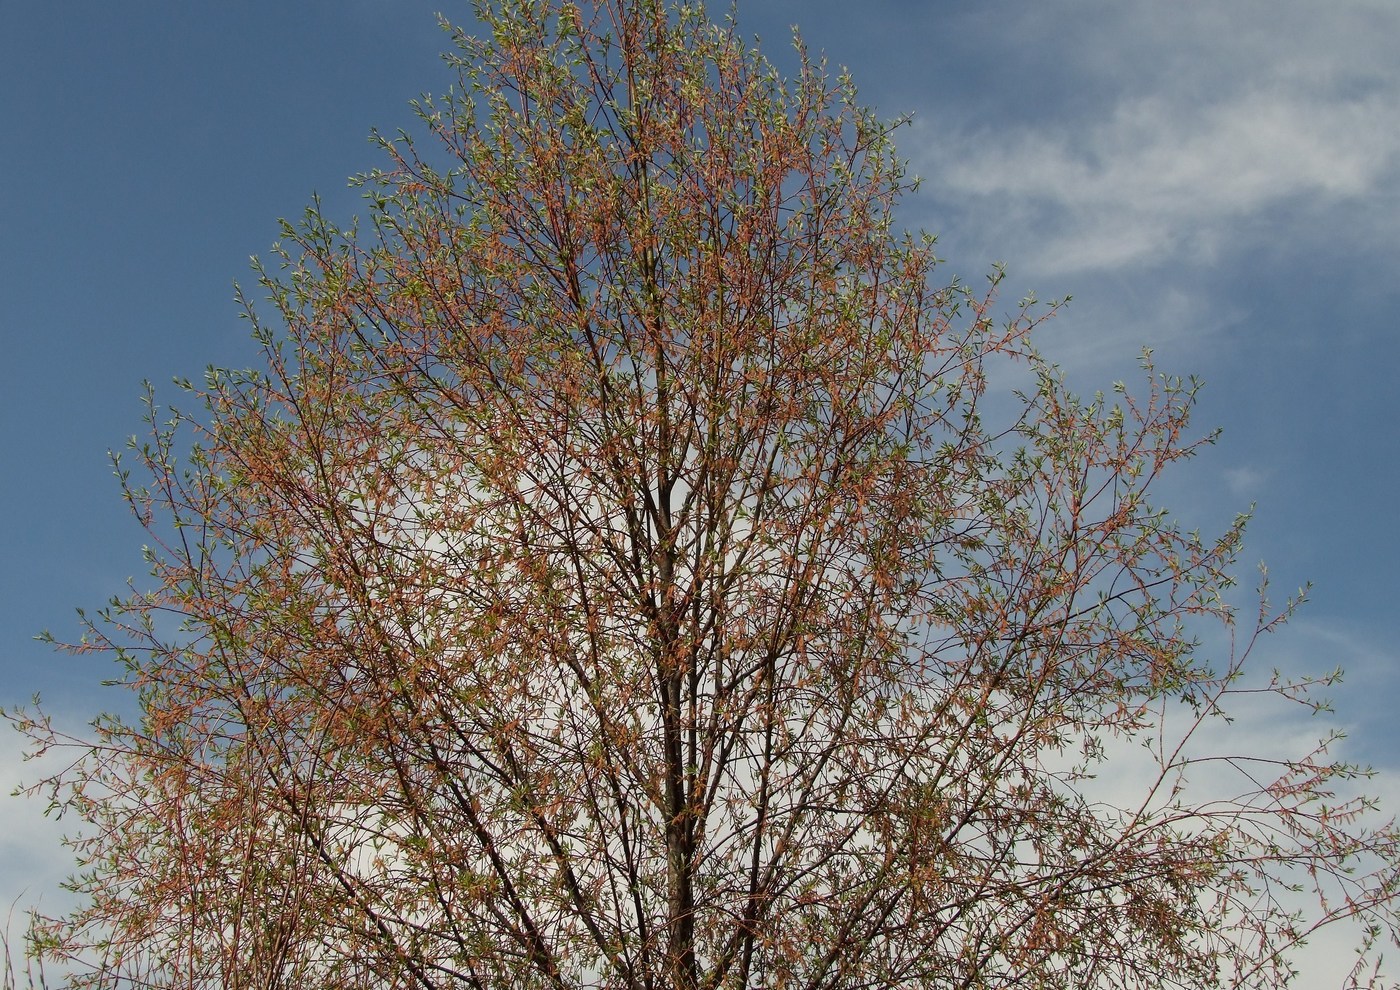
(12, 1), (1400, 987)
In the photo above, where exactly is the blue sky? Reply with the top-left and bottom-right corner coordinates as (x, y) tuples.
(3, 2), (1397, 981)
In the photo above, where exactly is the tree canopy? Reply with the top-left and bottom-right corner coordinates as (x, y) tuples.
(13, 1), (1400, 988)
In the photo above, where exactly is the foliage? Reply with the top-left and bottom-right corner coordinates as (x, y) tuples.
(11, 1), (1400, 987)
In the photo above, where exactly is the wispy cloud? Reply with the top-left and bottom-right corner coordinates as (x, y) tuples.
(924, 88), (1400, 276)
(904, 1), (1400, 279)
(1223, 464), (1268, 500)
(0, 728), (82, 929)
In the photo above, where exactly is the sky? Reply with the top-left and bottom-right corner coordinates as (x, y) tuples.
(2, 1), (1397, 984)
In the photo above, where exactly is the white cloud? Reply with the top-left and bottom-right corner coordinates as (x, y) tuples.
(920, 85), (1400, 277)
(905, 2), (1400, 279)
(0, 726), (84, 934)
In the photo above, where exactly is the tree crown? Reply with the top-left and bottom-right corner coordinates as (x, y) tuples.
(11, 2), (1400, 988)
